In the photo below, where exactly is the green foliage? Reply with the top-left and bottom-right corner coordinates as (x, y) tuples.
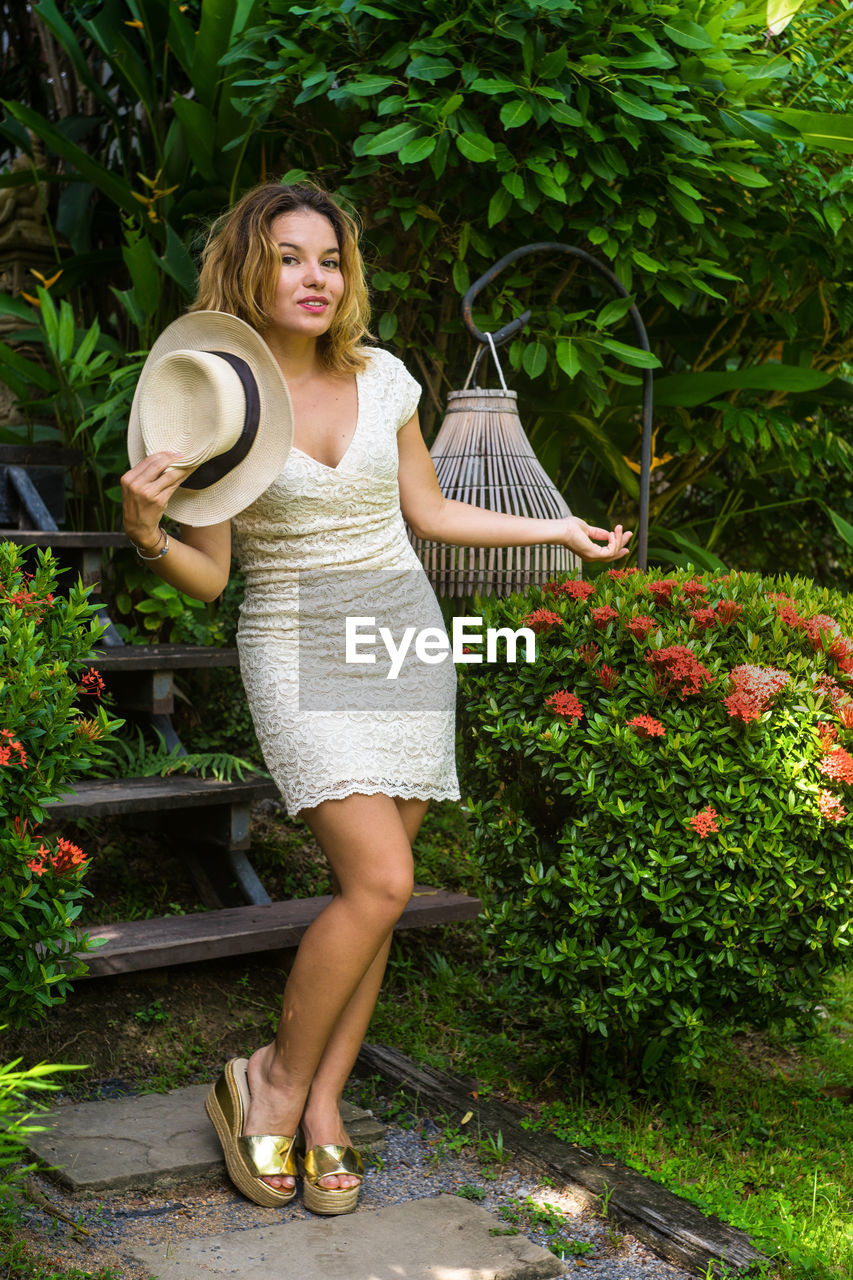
(457, 566), (853, 1071)
(0, 543), (121, 1026)
(89, 723), (265, 783)
(0, 1050), (82, 1208)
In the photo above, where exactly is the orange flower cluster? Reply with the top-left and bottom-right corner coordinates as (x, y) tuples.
(0, 729), (27, 768)
(1, 583), (54, 621)
(818, 790), (848, 823)
(645, 645), (712, 698)
(626, 614), (655, 640)
(545, 689), (584, 722)
(689, 606), (718, 630)
(715, 600), (743, 626)
(818, 723), (839, 754)
(724, 665), (789, 723)
(682, 579), (709, 602)
(805, 614), (853, 666)
(689, 805), (720, 837)
(78, 669), (105, 697)
(819, 747), (853, 786)
(628, 714), (665, 739)
(591, 605), (619, 631)
(27, 836), (87, 877)
(545, 578), (596, 602)
(607, 567), (638, 581)
(646, 578), (678, 606)
(576, 643), (600, 666)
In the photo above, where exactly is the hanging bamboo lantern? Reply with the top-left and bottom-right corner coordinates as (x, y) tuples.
(409, 383), (579, 598)
(409, 241), (653, 598)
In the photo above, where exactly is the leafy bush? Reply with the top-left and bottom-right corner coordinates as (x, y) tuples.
(0, 543), (121, 1027)
(0, 1049), (81, 1210)
(457, 567), (853, 1072)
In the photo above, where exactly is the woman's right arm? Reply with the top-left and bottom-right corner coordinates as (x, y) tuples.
(121, 451), (231, 603)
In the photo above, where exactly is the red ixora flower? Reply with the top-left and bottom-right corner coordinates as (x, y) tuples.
(724, 665), (789, 723)
(715, 600), (743, 626)
(576, 643), (600, 667)
(776, 604), (806, 630)
(545, 689), (584, 723)
(689, 607), (717, 631)
(818, 723), (839, 754)
(689, 805), (720, 838)
(555, 579), (596, 602)
(607, 567), (638, 581)
(595, 664), (620, 691)
(50, 837), (87, 874)
(645, 645), (712, 699)
(838, 700), (853, 730)
(78, 669), (105, 697)
(0, 729), (27, 769)
(626, 614), (655, 641)
(646, 578), (677, 606)
(591, 605), (619, 631)
(819, 790), (847, 822)
(816, 674), (844, 710)
(523, 608), (562, 634)
(805, 614), (853, 663)
(628, 714), (665, 739)
(682, 579), (709, 602)
(819, 747), (853, 786)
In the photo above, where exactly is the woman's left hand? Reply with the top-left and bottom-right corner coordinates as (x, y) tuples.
(561, 517), (632, 562)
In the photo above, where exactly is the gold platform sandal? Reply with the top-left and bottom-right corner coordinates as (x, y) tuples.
(300, 1144), (365, 1216)
(204, 1057), (302, 1208)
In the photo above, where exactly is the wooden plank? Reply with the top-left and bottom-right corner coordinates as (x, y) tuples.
(0, 530), (128, 547)
(76, 887), (482, 977)
(84, 644), (239, 671)
(355, 1043), (767, 1278)
(46, 774), (278, 819)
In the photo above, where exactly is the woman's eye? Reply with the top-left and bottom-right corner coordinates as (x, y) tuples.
(281, 255), (297, 264)
(324, 259), (340, 270)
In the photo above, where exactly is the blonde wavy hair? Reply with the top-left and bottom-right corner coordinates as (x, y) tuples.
(190, 182), (371, 374)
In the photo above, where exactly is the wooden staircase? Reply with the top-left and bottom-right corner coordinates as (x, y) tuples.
(2, 457), (481, 975)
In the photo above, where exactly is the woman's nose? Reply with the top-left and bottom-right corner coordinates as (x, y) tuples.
(302, 259), (327, 286)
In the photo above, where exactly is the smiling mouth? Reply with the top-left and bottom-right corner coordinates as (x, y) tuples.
(299, 299), (328, 310)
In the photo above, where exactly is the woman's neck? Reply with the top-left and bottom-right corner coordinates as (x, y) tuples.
(261, 329), (323, 384)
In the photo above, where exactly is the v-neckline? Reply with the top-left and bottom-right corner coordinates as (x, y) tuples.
(290, 368), (361, 472)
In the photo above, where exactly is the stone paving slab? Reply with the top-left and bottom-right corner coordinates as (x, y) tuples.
(27, 1084), (384, 1193)
(127, 1194), (565, 1280)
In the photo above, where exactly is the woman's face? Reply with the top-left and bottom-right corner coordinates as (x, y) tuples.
(267, 208), (344, 340)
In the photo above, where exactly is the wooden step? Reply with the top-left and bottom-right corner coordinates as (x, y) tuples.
(84, 643), (239, 672)
(46, 774), (278, 820)
(77, 887), (483, 976)
(82, 644), (240, 713)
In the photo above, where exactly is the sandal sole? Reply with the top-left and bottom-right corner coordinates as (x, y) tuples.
(205, 1061), (297, 1208)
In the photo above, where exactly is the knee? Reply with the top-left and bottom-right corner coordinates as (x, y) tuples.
(353, 865), (414, 927)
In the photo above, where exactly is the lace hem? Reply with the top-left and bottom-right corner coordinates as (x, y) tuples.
(284, 779), (462, 817)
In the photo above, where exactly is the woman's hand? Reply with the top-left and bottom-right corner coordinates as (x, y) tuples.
(561, 516), (632, 562)
(120, 451), (186, 550)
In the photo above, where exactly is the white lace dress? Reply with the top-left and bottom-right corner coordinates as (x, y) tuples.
(230, 347), (461, 816)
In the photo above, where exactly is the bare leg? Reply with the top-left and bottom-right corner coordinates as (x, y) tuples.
(299, 797), (431, 1187)
(243, 794), (427, 1190)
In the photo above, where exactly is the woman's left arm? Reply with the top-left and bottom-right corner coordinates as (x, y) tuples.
(397, 413), (632, 563)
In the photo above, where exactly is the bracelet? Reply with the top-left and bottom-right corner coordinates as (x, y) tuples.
(133, 528), (170, 560)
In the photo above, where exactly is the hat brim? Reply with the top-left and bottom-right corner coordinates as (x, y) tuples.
(127, 311), (293, 527)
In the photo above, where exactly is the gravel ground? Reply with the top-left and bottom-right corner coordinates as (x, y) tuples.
(15, 1105), (695, 1280)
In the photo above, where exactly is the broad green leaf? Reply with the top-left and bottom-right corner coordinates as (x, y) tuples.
(500, 100), (533, 129)
(597, 297), (634, 327)
(406, 56), (456, 82)
(488, 187), (512, 227)
(156, 224), (198, 297)
(600, 338), (660, 369)
(470, 77), (518, 95)
(398, 135), (436, 164)
(556, 338), (581, 379)
(767, 0), (808, 35)
(550, 102), (584, 127)
(3, 102), (137, 214)
(362, 121), (423, 156)
(523, 340), (547, 379)
(654, 365), (833, 407)
(767, 107), (853, 154)
(173, 95), (215, 182)
(0, 292), (38, 323)
(456, 132), (496, 162)
(339, 75), (397, 96)
(661, 19), (714, 48)
(669, 189), (704, 224)
(502, 172), (525, 198)
(824, 506), (853, 549)
(632, 249), (663, 272)
(611, 91), (667, 122)
(378, 312), (398, 340)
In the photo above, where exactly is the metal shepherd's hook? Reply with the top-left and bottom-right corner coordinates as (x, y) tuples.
(461, 242), (652, 571)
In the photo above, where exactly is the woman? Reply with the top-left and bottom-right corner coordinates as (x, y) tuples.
(121, 181), (631, 1215)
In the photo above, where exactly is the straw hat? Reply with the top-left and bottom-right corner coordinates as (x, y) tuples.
(127, 310), (293, 526)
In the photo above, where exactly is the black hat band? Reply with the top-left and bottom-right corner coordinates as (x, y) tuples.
(180, 350), (260, 491)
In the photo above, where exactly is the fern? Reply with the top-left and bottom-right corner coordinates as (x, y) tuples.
(92, 725), (269, 783)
